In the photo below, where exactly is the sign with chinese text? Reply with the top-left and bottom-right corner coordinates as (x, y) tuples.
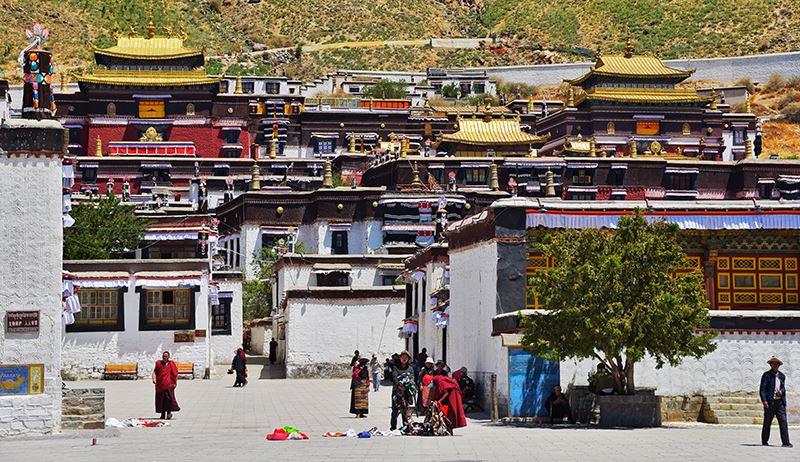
(6, 311), (39, 333)
(0, 364), (44, 395)
(174, 331), (195, 343)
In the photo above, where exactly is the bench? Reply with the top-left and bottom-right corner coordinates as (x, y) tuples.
(176, 362), (195, 379)
(103, 363), (138, 380)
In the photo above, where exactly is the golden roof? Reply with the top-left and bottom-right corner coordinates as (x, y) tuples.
(77, 69), (220, 87)
(440, 115), (548, 146)
(575, 87), (715, 105)
(568, 55), (693, 85)
(93, 36), (202, 60)
(430, 105), (510, 115)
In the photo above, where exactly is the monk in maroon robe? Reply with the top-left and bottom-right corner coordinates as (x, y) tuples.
(431, 375), (467, 430)
(152, 351), (180, 419)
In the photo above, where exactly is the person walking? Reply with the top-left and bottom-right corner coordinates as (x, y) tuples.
(152, 351), (180, 420)
(350, 357), (370, 418)
(230, 348), (247, 387)
(370, 353), (381, 392)
(761, 355), (792, 447)
(350, 349), (361, 370)
(269, 338), (278, 365)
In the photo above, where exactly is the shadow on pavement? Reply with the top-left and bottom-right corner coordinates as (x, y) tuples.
(246, 355), (287, 379)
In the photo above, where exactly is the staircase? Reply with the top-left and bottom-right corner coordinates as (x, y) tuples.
(702, 392), (764, 424)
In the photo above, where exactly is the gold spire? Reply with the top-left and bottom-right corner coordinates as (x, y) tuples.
(488, 162), (499, 191)
(709, 90), (718, 110)
(527, 94), (534, 113)
(567, 87), (575, 107)
(589, 136), (597, 157)
(146, 6), (155, 39)
(745, 137), (754, 159)
(250, 161), (261, 191)
(629, 138), (637, 158)
(410, 162), (424, 190)
(348, 133), (356, 153)
(95, 136), (103, 157)
(399, 138), (408, 158)
(322, 159), (333, 188)
(624, 35), (634, 58)
(269, 139), (277, 159)
(745, 92), (752, 113)
(60, 73), (68, 93)
(234, 75), (243, 94)
(544, 168), (556, 197)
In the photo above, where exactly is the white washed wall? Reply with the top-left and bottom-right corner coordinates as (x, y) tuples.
(417, 262), (447, 363)
(448, 242), (500, 375)
(241, 224), (260, 277)
(210, 280), (244, 365)
(61, 275), (210, 379)
(284, 296), (405, 377)
(0, 155), (63, 437)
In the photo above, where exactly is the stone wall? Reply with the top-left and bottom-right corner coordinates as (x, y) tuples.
(473, 51), (800, 86)
(61, 388), (105, 430)
(0, 121), (65, 437)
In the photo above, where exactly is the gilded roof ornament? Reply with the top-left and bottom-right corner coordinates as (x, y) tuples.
(624, 35), (634, 58)
(146, 6), (155, 39)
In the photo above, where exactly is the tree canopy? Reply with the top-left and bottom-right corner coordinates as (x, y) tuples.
(520, 209), (716, 394)
(242, 243), (306, 321)
(63, 195), (148, 260)
(362, 79), (407, 99)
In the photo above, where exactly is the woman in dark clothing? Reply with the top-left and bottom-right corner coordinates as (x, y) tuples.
(230, 348), (247, 387)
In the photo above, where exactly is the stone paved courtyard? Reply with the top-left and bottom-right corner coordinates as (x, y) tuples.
(0, 363), (795, 461)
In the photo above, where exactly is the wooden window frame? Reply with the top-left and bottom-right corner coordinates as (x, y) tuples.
(67, 288), (126, 332)
(138, 287), (197, 331)
(211, 297), (232, 336)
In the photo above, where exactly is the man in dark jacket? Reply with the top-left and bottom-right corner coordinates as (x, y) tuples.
(760, 355), (792, 447)
(391, 350), (415, 430)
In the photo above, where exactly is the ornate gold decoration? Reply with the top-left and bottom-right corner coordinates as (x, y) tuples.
(607, 121), (615, 135)
(186, 103), (195, 116)
(624, 35), (634, 58)
(251, 162), (261, 191)
(650, 140), (662, 155)
(682, 123), (690, 136)
(146, 6), (155, 39)
(139, 126), (162, 142)
(322, 159), (333, 188)
(489, 163), (499, 191)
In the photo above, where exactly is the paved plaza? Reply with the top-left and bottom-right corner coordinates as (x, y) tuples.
(0, 362), (795, 461)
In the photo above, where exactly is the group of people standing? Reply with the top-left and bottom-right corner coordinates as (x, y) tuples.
(348, 348), (468, 434)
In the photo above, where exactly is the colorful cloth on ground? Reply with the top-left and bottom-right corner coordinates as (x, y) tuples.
(267, 426), (308, 440)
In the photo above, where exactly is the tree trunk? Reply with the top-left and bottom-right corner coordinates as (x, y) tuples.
(624, 357), (635, 395)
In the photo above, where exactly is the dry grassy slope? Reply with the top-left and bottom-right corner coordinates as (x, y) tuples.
(3, 0), (799, 80)
(482, 0), (799, 58)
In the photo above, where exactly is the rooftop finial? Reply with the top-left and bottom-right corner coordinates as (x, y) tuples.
(567, 87), (575, 107)
(146, 6), (155, 39)
(624, 35), (634, 58)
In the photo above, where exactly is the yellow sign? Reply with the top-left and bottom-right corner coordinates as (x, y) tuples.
(139, 100), (165, 119)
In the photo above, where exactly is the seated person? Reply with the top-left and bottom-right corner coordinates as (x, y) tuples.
(545, 385), (573, 423)
(588, 363), (615, 395)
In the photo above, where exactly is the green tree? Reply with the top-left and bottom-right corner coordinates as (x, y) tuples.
(441, 83), (460, 98)
(521, 209), (716, 395)
(362, 79), (407, 99)
(64, 194), (148, 260)
(242, 243), (305, 321)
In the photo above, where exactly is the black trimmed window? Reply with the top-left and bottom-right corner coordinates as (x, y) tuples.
(211, 296), (232, 335)
(139, 287), (196, 331)
(332, 231), (349, 255)
(733, 129), (746, 146)
(315, 139), (335, 154)
(317, 272), (349, 287)
(223, 130), (240, 144)
(464, 168), (487, 185)
(81, 167), (98, 184)
(67, 288), (125, 332)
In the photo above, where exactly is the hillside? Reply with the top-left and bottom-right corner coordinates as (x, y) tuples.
(0, 0), (798, 82)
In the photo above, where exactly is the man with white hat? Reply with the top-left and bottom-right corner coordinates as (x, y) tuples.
(760, 355), (792, 447)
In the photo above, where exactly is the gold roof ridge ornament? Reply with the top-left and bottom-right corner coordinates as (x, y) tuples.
(146, 5), (155, 39)
(139, 126), (163, 142)
(624, 35), (634, 58)
(410, 162), (424, 190)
